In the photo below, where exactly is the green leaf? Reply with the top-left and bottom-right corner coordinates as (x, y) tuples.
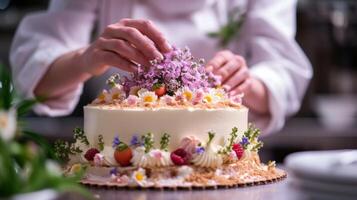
(16, 99), (38, 117)
(0, 64), (13, 110)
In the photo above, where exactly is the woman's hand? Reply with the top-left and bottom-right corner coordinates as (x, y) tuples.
(79, 18), (172, 75)
(206, 50), (269, 115)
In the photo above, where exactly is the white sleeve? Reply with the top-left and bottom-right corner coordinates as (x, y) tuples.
(243, 0), (313, 134)
(10, 0), (98, 116)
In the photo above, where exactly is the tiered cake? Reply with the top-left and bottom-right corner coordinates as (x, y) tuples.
(59, 47), (286, 189)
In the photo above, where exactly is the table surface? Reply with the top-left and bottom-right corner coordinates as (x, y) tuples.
(58, 174), (310, 200)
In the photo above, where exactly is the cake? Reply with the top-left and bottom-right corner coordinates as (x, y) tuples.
(56, 47), (286, 189)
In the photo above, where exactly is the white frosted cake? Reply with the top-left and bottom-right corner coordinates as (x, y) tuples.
(57, 47), (286, 189)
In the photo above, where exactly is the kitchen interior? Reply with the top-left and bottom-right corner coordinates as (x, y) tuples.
(0, 0), (356, 199)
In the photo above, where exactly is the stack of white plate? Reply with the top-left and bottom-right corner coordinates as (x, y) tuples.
(285, 150), (357, 200)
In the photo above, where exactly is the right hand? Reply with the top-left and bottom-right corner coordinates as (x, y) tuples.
(78, 18), (171, 76)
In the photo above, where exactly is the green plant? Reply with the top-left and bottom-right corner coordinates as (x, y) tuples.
(0, 65), (89, 198)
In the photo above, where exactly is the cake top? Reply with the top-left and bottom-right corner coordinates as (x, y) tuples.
(91, 47), (243, 108)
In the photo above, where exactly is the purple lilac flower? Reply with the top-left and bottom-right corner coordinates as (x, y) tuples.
(195, 146), (205, 154)
(130, 135), (141, 146)
(240, 137), (249, 146)
(112, 135), (120, 149)
(123, 47), (221, 94)
(109, 167), (118, 176)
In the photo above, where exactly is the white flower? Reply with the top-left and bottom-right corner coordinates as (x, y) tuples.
(0, 108), (17, 141)
(138, 90), (158, 105)
(132, 168), (147, 185)
(109, 84), (126, 102)
(212, 88), (227, 101)
(93, 89), (111, 104)
(202, 90), (220, 104)
(176, 87), (194, 102)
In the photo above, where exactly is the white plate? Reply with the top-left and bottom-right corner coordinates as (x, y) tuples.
(285, 150), (357, 185)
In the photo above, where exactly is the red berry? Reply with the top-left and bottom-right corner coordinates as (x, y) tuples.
(154, 86), (166, 97)
(232, 143), (244, 159)
(170, 148), (191, 165)
(84, 148), (100, 161)
(114, 147), (133, 167)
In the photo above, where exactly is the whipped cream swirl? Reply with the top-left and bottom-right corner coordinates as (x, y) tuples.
(131, 147), (172, 168)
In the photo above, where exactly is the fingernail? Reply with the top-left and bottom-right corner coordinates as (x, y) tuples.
(165, 41), (172, 51)
(206, 66), (213, 72)
(223, 85), (231, 91)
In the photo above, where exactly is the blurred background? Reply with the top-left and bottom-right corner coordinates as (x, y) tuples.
(0, 0), (356, 163)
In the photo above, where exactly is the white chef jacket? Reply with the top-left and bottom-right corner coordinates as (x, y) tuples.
(10, 0), (312, 135)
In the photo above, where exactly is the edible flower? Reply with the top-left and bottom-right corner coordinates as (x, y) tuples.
(132, 168), (146, 184)
(138, 90), (158, 105)
(112, 135), (120, 149)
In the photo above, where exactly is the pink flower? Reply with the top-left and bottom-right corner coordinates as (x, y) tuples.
(192, 89), (205, 104)
(93, 153), (105, 166)
(151, 150), (163, 159)
(231, 93), (244, 105)
(126, 95), (139, 106)
(160, 95), (176, 106)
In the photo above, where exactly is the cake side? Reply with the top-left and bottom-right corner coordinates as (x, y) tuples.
(84, 105), (248, 151)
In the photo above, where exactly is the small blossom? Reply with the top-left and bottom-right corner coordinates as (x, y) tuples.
(159, 95), (176, 106)
(150, 150), (163, 159)
(126, 95), (139, 106)
(94, 153), (105, 166)
(195, 146), (205, 154)
(203, 91), (219, 104)
(110, 167), (118, 176)
(192, 89), (205, 104)
(132, 168), (146, 183)
(112, 135), (120, 149)
(93, 89), (111, 104)
(0, 109), (17, 141)
(138, 91), (158, 105)
(110, 84), (126, 101)
(130, 135), (141, 146)
(240, 136), (250, 146)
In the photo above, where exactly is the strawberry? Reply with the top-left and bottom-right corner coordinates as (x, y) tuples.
(114, 143), (133, 167)
(232, 143), (244, 159)
(84, 148), (100, 161)
(153, 83), (166, 97)
(171, 148), (191, 165)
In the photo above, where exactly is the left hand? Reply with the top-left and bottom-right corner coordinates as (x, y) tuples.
(206, 50), (252, 96)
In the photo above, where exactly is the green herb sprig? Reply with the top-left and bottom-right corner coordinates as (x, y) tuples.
(243, 124), (263, 152)
(98, 135), (104, 151)
(73, 128), (89, 146)
(159, 133), (170, 151)
(207, 7), (246, 47)
(142, 133), (154, 153)
(106, 73), (120, 88)
(219, 127), (238, 154)
(206, 131), (216, 147)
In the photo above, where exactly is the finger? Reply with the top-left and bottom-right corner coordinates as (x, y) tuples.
(230, 78), (252, 96)
(98, 38), (150, 66)
(103, 25), (162, 60)
(223, 67), (249, 91)
(120, 19), (171, 53)
(206, 54), (227, 72)
(214, 60), (240, 83)
(97, 50), (137, 72)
